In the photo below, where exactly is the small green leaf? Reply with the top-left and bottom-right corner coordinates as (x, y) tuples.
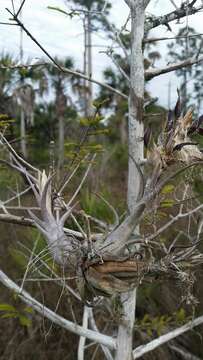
(161, 184), (175, 194)
(24, 307), (34, 314)
(175, 308), (186, 323)
(85, 144), (103, 152)
(79, 118), (90, 126)
(142, 314), (150, 324)
(1, 312), (18, 319)
(47, 6), (70, 16)
(0, 303), (16, 312)
(157, 211), (168, 218)
(92, 98), (110, 109)
(79, 115), (104, 127)
(48, 6), (79, 18)
(160, 199), (174, 208)
(94, 114), (104, 123)
(64, 142), (78, 148)
(19, 67), (29, 77)
(19, 315), (32, 327)
(88, 129), (110, 136)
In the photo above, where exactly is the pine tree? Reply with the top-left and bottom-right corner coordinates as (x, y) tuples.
(167, 26), (203, 113)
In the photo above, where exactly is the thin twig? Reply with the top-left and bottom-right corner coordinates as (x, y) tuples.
(66, 154), (96, 208)
(16, 0), (26, 17)
(146, 204), (203, 242)
(144, 33), (203, 44)
(20, 235), (39, 292)
(78, 306), (89, 360)
(0, 269), (116, 350)
(0, 22), (19, 26)
(133, 315), (203, 359)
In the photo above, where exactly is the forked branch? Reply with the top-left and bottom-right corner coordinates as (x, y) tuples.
(145, 1), (203, 31)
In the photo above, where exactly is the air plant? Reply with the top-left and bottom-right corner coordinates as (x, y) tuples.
(0, 133), (82, 267)
(148, 94), (203, 170)
(1, 97), (203, 302)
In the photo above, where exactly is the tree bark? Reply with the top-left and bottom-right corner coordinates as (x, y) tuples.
(116, 2), (145, 360)
(87, 11), (93, 117)
(19, 2), (27, 159)
(77, 306), (89, 360)
(84, 12), (93, 117)
(83, 14), (88, 117)
(20, 108), (27, 158)
(58, 114), (64, 170)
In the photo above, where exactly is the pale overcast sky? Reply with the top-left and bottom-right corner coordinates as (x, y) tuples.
(0, 0), (203, 110)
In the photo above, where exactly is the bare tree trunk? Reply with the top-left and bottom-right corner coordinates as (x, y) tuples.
(20, 108), (27, 158)
(87, 11), (93, 117)
(77, 306), (89, 360)
(19, 2), (27, 158)
(83, 12), (92, 118)
(56, 89), (66, 172)
(58, 115), (64, 170)
(116, 2), (145, 359)
(182, 64), (187, 113)
(83, 14), (88, 117)
(182, 37), (188, 113)
(168, 80), (171, 109)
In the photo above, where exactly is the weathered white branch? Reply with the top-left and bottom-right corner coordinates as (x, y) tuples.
(48, 64), (128, 100)
(0, 62), (128, 99)
(0, 213), (36, 227)
(0, 269), (116, 350)
(145, 55), (203, 80)
(145, 2), (203, 31)
(4, 7), (127, 102)
(18, 241), (82, 302)
(0, 62), (127, 100)
(0, 132), (38, 173)
(0, 213), (102, 241)
(146, 204), (203, 242)
(124, 0), (133, 8)
(144, 0), (151, 8)
(144, 33), (203, 44)
(107, 21), (130, 63)
(104, 50), (130, 82)
(115, 1), (145, 359)
(133, 315), (203, 359)
(3, 186), (32, 205)
(78, 306), (89, 360)
(88, 308), (114, 360)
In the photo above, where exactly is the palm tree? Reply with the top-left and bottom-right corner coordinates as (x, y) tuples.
(0, 52), (49, 157)
(13, 65), (48, 158)
(0, 53), (17, 117)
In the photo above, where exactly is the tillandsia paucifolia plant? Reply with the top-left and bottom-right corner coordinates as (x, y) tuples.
(1, 95), (203, 303)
